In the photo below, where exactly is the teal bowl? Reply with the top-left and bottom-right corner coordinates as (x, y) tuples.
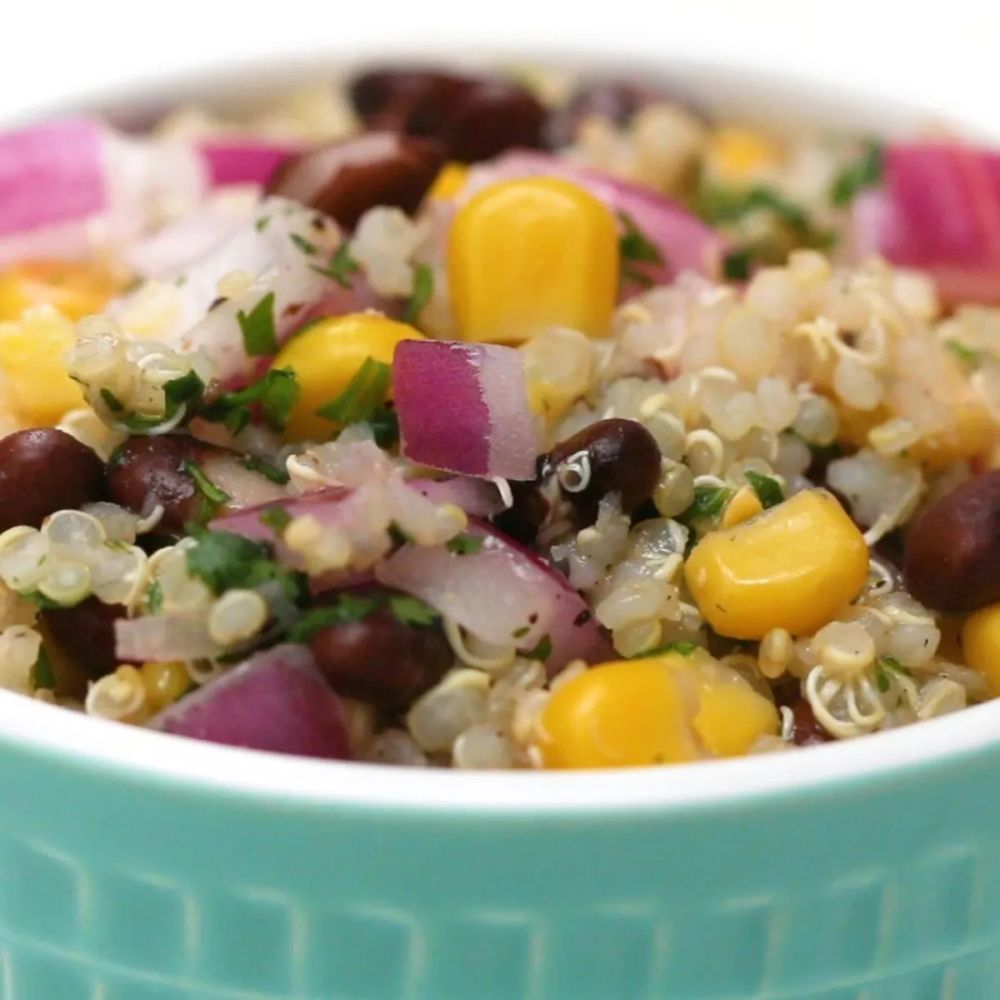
(0, 54), (998, 1000)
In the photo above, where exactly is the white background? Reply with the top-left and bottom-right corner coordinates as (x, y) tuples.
(3, 1), (1000, 129)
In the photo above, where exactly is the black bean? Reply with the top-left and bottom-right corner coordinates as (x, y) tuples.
(349, 67), (472, 136)
(43, 598), (123, 681)
(439, 80), (546, 163)
(903, 470), (1000, 613)
(107, 436), (204, 532)
(266, 132), (444, 230)
(548, 418), (661, 519)
(308, 587), (452, 714)
(0, 429), (105, 531)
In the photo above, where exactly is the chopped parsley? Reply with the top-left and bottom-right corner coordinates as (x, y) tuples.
(33, 647), (54, 690)
(104, 369), (206, 433)
(744, 471), (784, 509)
(146, 580), (164, 614)
(446, 534), (483, 556)
(829, 140), (884, 208)
(183, 460), (231, 526)
(680, 485), (733, 525)
(259, 505), (292, 535)
(403, 263), (434, 324)
(722, 247), (754, 281)
(388, 595), (440, 627)
(290, 233), (318, 256)
(21, 590), (71, 610)
(241, 455), (290, 485)
(255, 216), (270, 232)
(185, 531), (305, 603)
(618, 211), (665, 286)
(524, 634), (553, 662)
(317, 357), (391, 426)
(237, 292), (278, 357)
(313, 242), (359, 288)
(100, 388), (124, 413)
(367, 404), (400, 448)
(201, 367), (300, 435)
(287, 593), (383, 642)
(874, 655), (911, 693)
(944, 339), (981, 370)
(638, 639), (699, 658)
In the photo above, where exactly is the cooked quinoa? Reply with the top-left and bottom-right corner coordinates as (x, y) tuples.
(0, 65), (996, 768)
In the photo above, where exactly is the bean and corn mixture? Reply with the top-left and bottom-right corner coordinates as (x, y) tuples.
(0, 66), (997, 769)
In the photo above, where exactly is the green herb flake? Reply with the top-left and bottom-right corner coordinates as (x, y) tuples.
(20, 590), (70, 611)
(367, 405), (399, 448)
(146, 580), (163, 615)
(185, 530), (306, 602)
(287, 593), (384, 643)
(403, 263), (434, 324)
(680, 485), (734, 524)
(618, 211), (665, 265)
(164, 369), (206, 412)
(313, 242), (359, 288)
(259, 506), (292, 535)
(722, 247), (754, 281)
(638, 639), (700, 658)
(524, 634), (553, 662)
(744, 470), (784, 509)
(183, 460), (231, 525)
(290, 233), (318, 256)
(317, 357), (391, 426)
(388, 595), (440, 627)
(100, 388), (124, 413)
(241, 455), (290, 485)
(829, 140), (884, 208)
(697, 183), (835, 249)
(512, 625), (530, 639)
(446, 534), (483, 556)
(944, 339), (981, 369)
(874, 655), (910, 692)
(255, 216), (270, 232)
(33, 647), (55, 690)
(237, 292), (278, 357)
(201, 367), (300, 435)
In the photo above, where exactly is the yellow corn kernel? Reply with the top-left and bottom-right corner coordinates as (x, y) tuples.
(962, 603), (1000, 696)
(684, 489), (869, 639)
(0, 305), (84, 425)
(272, 313), (424, 441)
(429, 162), (470, 201)
(909, 399), (995, 471)
(706, 126), (783, 182)
(539, 655), (699, 768)
(691, 661), (779, 756)
(140, 660), (191, 711)
(721, 486), (764, 528)
(449, 177), (619, 343)
(0, 261), (118, 322)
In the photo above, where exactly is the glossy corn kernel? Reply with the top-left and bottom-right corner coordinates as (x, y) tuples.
(539, 655), (698, 768)
(449, 177), (619, 343)
(140, 660), (190, 711)
(690, 659), (779, 756)
(685, 489), (869, 639)
(0, 261), (118, 322)
(962, 603), (1000, 696)
(429, 162), (470, 201)
(0, 305), (84, 425)
(721, 486), (764, 528)
(273, 313), (424, 440)
(706, 126), (782, 182)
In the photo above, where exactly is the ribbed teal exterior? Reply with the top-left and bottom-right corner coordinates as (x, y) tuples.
(0, 734), (998, 999)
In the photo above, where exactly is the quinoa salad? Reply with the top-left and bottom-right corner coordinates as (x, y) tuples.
(0, 65), (996, 769)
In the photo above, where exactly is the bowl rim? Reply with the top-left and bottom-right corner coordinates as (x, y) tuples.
(1, 46), (996, 814)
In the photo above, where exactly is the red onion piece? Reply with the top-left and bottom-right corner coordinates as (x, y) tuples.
(375, 520), (611, 672)
(197, 137), (305, 188)
(853, 143), (1000, 304)
(393, 340), (537, 480)
(465, 151), (726, 284)
(150, 644), (351, 760)
(411, 476), (507, 517)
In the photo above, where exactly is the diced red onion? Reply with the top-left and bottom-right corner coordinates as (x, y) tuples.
(465, 151), (725, 284)
(853, 143), (1000, 304)
(393, 340), (538, 480)
(199, 450), (289, 509)
(375, 520), (611, 672)
(410, 476), (507, 517)
(150, 644), (351, 760)
(197, 137), (305, 188)
(0, 117), (205, 265)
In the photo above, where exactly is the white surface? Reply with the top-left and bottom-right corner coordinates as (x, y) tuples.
(3, 1), (1000, 130)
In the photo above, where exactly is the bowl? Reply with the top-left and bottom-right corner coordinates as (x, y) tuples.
(1, 51), (999, 1000)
